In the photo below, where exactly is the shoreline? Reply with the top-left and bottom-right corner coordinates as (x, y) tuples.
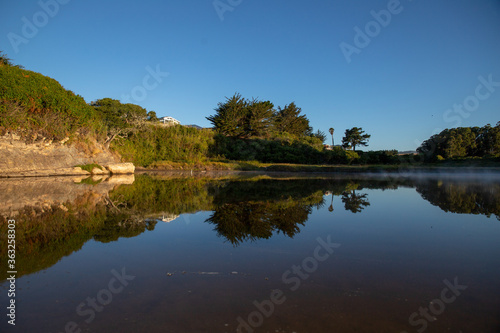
(2, 161), (499, 179)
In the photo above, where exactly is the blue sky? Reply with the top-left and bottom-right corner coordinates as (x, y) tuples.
(1, 0), (499, 151)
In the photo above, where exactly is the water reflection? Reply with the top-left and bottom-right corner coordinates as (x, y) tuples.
(206, 200), (311, 245)
(340, 182), (371, 213)
(0, 173), (499, 281)
(415, 179), (500, 220)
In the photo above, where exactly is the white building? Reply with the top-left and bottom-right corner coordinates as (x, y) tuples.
(158, 116), (180, 125)
(161, 213), (180, 223)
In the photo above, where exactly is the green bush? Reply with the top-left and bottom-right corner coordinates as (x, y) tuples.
(344, 150), (360, 164)
(358, 150), (400, 165)
(112, 125), (215, 167)
(212, 135), (325, 164)
(0, 63), (103, 140)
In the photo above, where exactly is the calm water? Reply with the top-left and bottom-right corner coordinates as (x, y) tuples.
(1, 172), (500, 333)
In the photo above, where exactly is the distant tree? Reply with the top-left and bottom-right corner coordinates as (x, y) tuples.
(0, 51), (23, 68)
(273, 102), (311, 137)
(475, 123), (500, 156)
(342, 127), (371, 151)
(313, 129), (327, 144)
(329, 127), (334, 146)
(417, 123), (500, 160)
(92, 98), (148, 148)
(444, 127), (476, 158)
(206, 93), (248, 137)
(147, 111), (158, 122)
(244, 99), (274, 137)
(0, 51), (13, 66)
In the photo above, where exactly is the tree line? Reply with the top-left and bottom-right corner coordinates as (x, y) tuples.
(417, 123), (500, 161)
(206, 93), (315, 139)
(206, 93), (371, 149)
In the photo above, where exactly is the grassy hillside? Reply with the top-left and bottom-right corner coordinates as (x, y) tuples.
(111, 124), (216, 166)
(0, 62), (105, 141)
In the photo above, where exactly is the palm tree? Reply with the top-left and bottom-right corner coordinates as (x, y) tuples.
(329, 128), (334, 146)
(328, 192), (334, 212)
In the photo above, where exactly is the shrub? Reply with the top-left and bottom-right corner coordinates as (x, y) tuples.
(112, 125), (215, 167)
(0, 63), (103, 140)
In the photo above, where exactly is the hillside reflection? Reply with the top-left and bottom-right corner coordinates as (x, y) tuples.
(1, 173), (499, 280)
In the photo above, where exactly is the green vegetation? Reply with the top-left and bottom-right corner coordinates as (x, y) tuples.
(206, 93), (313, 138)
(417, 123), (500, 162)
(416, 180), (500, 219)
(0, 60), (104, 141)
(2, 173), (498, 281)
(75, 163), (103, 173)
(0, 192), (110, 281)
(111, 124), (215, 167)
(0, 51), (23, 68)
(342, 127), (371, 151)
(1, 53), (498, 169)
(91, 98), (158, 148)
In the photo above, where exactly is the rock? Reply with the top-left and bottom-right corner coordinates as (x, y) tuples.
(0, 134), (120, 177)
(91, 167), (108, 175)
(72, 176), (89, 183)
(104, 163), (135, 174)
(71, 167), (90, 175)
(91, 175), (106, 182)
(106, 174), (135, 184)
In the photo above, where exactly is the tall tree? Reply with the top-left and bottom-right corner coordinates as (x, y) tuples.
(244, 99), (274, 137)
(206, 93), (248, 137)
(444, 127), (476, 158)
(92, 98), (148, 148)
(342, 127), (371, 151)
(273, 102), (311, 137)
(475, 123), (500, 156)
(313, 129), (327, 143)
(329, 127), (334, 146)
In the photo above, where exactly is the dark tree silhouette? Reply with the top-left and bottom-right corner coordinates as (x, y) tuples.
(341, 190), (370, 213)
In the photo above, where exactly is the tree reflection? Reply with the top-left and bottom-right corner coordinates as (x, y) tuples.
(328, 192), (334, 212)
(3, 174), (498, 282)
(324, 182), (371, 214)
(93, 215), (158, 243)
(416, 180), (500, 220)
(205, 200), (311, 246)
(341, 190), (370, 213)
